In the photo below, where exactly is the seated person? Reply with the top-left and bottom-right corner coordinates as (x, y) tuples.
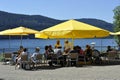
(15, 48), (28, 69)
(44, 45), (54, 60)
(76, 46), (84, 56)
(31, 47), (40, 68)
(106, 45), (113, 52)
(54, 46), (62, 57)
(44, 45), (49, 59)
(48, 45), (54, 54)
(91, 46), (100, 57)
(84, 45), (92, 61)
(69, 46), (78, 53)
(91, 47), (102, 64)
(17, 45), (24, 56)
(54, 40), (62, 49)
(14, 46), (24, 63)
(64, 40), (72, 54)
(31, 47), (40, 63)
(92, 49), (100, 57)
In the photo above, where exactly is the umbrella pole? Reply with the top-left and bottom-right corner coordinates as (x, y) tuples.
(72, 38), (74, 49)
(21, 35), (22, 46)
(101, 39), (102, 52)
(9, 35), (11, 51)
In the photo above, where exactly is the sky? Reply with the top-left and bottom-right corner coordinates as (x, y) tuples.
(0, 0), (119, 23)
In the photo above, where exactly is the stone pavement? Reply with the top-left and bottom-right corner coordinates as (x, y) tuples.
(0, 62), (120, 80)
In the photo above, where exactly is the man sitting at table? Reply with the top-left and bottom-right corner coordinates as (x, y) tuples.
(64, 40), (72, 54)
(54, 40), (62, 49)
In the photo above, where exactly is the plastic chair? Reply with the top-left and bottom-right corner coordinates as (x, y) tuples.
(3, 53), (12, 65)
(68, 53), (78, 66)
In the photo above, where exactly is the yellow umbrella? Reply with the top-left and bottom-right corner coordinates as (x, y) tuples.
(35, 19), (110, 39)
(110, 31), (120, 35)
(0, 26), (39, 45)
(7, 26), (39, 34)
(10, 26), (39, 44)
(35, 19), (110, 51)
(10, 26), (39, 45)
(0, 29), (28, 35)
(0, 29), (28, 49)
(115, 32), (120, 35)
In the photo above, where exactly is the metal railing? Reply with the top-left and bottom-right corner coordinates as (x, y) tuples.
(0, 46), (118, 54)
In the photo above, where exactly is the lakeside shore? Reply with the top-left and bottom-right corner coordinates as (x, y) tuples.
(0, 62), (120, 80)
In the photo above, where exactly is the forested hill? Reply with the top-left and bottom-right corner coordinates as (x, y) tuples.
(0, 11), (62, 31)
(0, 11), (114, 39)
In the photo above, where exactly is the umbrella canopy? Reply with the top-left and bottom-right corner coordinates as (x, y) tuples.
(35, 19), (110, 39)
(110, 31), (120, 35)
(6, 26), (39, 34)
(0, 29), (28, 49)
(0, 26), (39, 45)
(0, 29), (28, 35)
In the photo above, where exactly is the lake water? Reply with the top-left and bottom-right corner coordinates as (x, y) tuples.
(0, 38), (118, 54)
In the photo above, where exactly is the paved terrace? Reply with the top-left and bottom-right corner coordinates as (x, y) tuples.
(0, 62), (120, 80)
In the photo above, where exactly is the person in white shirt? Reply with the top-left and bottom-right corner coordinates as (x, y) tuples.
(54, 46), (62, 57)
(31, 47), (40, 69)
(31, 47), (40, 63)
(15, 48), (28, 69)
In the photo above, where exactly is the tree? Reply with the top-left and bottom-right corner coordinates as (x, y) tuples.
(113, 6), (120, 44)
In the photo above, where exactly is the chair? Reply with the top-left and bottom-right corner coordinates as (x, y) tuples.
(107, 51), (117, 61)
(100, 52), (108, 64)
(78, 54), (87, 65)
(51, 54), (59, 65)
(3, 53), (12, 65)
(92, 49), (100, 58)
(68, 53), (78, 66)
(116, 51), (120, 59)
(21, 55), (28, 62)
(35, 54), (43, 66)
(31, 54), (45, 69)
(19, 55), (31, 70)
(92, 49), (102, 64)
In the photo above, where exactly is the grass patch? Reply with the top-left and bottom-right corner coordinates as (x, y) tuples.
(0, 53), (4, 62)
